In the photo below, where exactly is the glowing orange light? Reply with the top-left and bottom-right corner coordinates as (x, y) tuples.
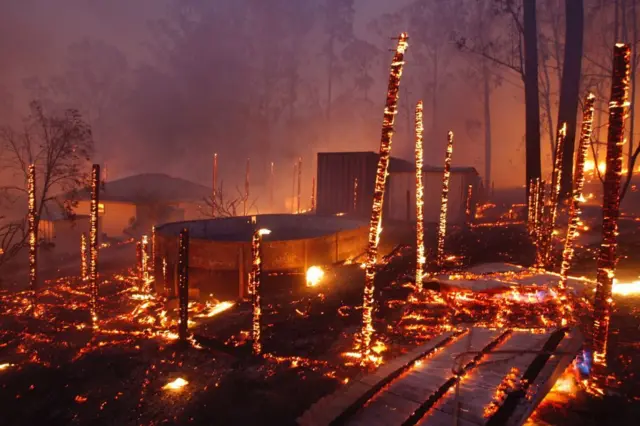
(541, 122), (567, 266)
(436, 131), (454, 267)
(352, 177), (358, 212)
(360, 32), (409, 359)
(306, 266), (324, 287)
(592, 43), (631, 366)
(415, 101), (425, 291)
(163, 377), (188, 391)
(311, 177), (316, 212)
(80, 233), (88, 281)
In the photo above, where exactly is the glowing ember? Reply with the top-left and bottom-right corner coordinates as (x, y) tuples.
(311, 177), (316, 212)
(306, 266), (325, 287)
(0, 363), (14, 371)
(436, 131), (454, 267)
(415, 100), (425, 291)
(162, 377), (188, 391)
(558, 93), (595, 326)
(352, 177), (358, 212)
(592, 43), (631, 366)
(177, 228), (189, 343)
(360, 32), (409, 359)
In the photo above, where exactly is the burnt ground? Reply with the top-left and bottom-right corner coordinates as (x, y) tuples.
(1, 205), (640, 425)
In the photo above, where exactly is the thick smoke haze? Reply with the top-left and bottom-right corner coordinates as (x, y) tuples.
(0, 0), (636, 213)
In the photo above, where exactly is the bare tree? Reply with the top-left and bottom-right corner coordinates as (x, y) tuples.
(0, 101), (93, 271)
(200, 181), (258, 218)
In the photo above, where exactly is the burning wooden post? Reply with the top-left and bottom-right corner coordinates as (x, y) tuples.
(297, 157), (302, 214)
(311, 177), (316, 212)
(527, 179), (536, 235)
(352, 177), (358, 212)
(414, 101), (425, 291)
(151, 226), (156, 281)
(81, 233), (88, 281)
(592, 44), (631, 366)
(291, 161), (297, 214)
(27, 164), (37, 313)
(558, 93), (595, 325)
(141, 235), (150, 290)
(178, 228), (190, 343)
(212, 153), (218, 217)
(360, 33), (409, 358)
(436, 131), (454, 268)
(533, 178), (545, 266)
(244, 158), (250, 216)
(89, 164), (100, 328)
(270, 161), (274, 213)
(542, 123), (567, 267)
(136, 241), (142, 278)
(251, 228), (270, 355)
(465, 184), (473, 227)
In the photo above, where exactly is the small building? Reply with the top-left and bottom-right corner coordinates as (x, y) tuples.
(68, 173), (212, 239)
(316, 152), (480, 224)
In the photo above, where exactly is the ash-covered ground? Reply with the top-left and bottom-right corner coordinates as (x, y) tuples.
(1, 204), (640, 425)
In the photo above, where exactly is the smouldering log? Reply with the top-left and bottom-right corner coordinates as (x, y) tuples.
(436, 131), (454, 268)
(415, 100), (425, 291)
(212, 153), (218, 217)
(360, 33), (409, 358)
(251, 228), (270, 355)
(178, 228), (190, 343)
(542, 123), (567, 267)
(558, 92), (595, 325)
(592, 44), (631, 366)
(89, 164), (100, 328)
(28, 164), (37, 313)
(81, 233), (88, 281)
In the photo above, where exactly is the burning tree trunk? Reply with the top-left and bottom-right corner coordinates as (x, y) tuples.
(141, 235), (150, 291)
(178, 228), (189, 343)
(28, 164), (37, 313)
(592, 44), (631, 366)
(89, 164), (100, 328)
(542, 123), (567, 267)
(251, 228), (270, 356)
(527, 179), (536, 235)
(81, 233), (88, 281)
(415, 100), (425, 291)
(136, 241), (142, 278)
(244, 158), (250, 216)
(151, 226), (156, 281)
(297, 157), (302, 214)
(212, 153), (218, 217)
(270, 162), (274, 212)
(436, 131), (454, 268)
(360, 33), (409, 358)
(558, 93), (595, 325)
(291, 162), (297, 214)
(352, 177), (358, 213)
(465, 184), (473, 227)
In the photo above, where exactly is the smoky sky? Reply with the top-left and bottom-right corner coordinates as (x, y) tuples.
(0, 0), (636, 212)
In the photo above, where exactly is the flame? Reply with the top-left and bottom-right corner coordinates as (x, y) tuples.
(0, 363), (14, 371)
(89, 164), (100, 328)
(415, 101), (425, 290)
(162, 377), (188, 391)
(436, 131), (454, 267)
(28, 164), (37, 313)
(306, 266), (325, 287)
(612, 279), (640, 296)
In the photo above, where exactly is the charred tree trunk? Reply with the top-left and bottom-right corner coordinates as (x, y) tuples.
(557, 0), (585, 199)
(483, 62), (492, 190)
(524, 0), (542, 196)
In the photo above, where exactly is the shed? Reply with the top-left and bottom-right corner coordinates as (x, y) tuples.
(316, 152), (480, 225)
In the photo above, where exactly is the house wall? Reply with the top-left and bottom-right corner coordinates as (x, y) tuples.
(74, 200), (136, 238)
(387, 171), (479, 224)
